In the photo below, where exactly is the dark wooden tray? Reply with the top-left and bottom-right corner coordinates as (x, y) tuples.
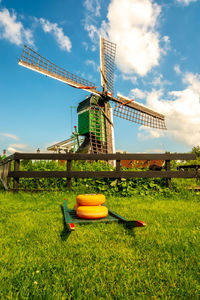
(63, 200), (146, 232)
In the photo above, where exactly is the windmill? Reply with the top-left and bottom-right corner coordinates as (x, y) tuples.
(18, 37), (166, 154)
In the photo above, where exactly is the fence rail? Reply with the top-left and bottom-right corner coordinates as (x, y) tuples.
(0, 152), (197, 191)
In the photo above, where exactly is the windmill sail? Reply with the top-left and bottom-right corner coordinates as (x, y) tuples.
(18, 45), (100, 95)
(99, 38), (166, 129)
(100, 36), (116, 95)
(111, 95), (166, 129)
(18, 44), (166, 130)
(18, 37), (167, 157)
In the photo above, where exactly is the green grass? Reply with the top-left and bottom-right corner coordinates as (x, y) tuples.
(0, 191), (199, 299)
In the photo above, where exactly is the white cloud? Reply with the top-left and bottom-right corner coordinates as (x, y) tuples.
(140, 72), (200, 147)
(9, 143), (26, 149)
(82, 40), (96, 51)
(7, 146), (21, 154)
(138, 126), (165, 140)
(100, 0), (167, 76)
(174, 64), (181, 75)
(176, 0), (198, 6)
(151, 73), (171, 87)
(0, 133), (19, 140)
(84, 0), (101, 17)
(82, 41), (89, 51)
(85, 59), (98, 72)
(7, 143), (27, 154)
(129, 75), (170, 101)
(76, 70), (95, 83)
(144, 148), (165, 153)
(130, 88), (146, 99)
(161, 35), (170, 55)
(83, 0), (102, 46)
(0, 8), (34, 46)
(121, 73), (138, 85)
(182, 72), (200, 92)
(84, 23), (99, 43)
(40, 18), (72, 52)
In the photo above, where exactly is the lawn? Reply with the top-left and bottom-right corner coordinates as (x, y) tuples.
(0, 191), (199, 299)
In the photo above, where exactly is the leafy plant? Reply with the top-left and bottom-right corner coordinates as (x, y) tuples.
(7, 158), (198, 195)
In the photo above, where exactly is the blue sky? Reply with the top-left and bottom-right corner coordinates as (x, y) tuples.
(0, 0), (200, 155)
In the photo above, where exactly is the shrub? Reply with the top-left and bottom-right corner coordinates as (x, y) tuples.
(8, 159), (193, 196)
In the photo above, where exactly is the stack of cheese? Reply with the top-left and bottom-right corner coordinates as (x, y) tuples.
(75, 194), (108, 219)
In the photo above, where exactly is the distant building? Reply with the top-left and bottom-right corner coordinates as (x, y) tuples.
(47, 137), (83, 153)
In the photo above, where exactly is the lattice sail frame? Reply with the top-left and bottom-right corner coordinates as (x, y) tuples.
(112, 96), (166, 129)
(99, 37), (166, 130)
(113, 102), (166, 129)
(19, 45), (98, 94)
(100, 37), (116, 95)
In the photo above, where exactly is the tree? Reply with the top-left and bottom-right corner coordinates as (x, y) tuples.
(191, 146), (200, 159)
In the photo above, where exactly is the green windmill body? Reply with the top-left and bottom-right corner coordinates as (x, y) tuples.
(77, 95), (112, 153)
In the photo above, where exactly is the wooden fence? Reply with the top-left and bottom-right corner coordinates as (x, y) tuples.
(0, 152), (197, 191)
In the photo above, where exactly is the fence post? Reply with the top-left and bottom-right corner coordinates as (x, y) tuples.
(66, 159), (72, 190)
(7, 161), (11, 188)
(14, 159), (20, 191)
(165, 152), (171, 188)
(0, 161), (7, 190)
(116, 152), (121, 172)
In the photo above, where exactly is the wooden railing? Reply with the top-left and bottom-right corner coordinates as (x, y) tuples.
(0, 155), (13, 190)
(0, 152), (197, 191)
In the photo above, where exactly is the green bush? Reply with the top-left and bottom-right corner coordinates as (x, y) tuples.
(8, 159), (197, 196)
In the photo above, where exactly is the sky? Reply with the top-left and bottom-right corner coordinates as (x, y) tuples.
(0, 0), (200, 155)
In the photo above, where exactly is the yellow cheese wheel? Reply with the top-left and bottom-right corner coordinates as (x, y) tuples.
(76, 205), (108, 219)
(76, 194), (106, 206)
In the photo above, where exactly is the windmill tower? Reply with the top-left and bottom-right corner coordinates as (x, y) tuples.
(18, 37), (166, 154)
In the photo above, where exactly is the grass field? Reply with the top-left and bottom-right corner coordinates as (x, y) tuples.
(0, 191), (199, 299)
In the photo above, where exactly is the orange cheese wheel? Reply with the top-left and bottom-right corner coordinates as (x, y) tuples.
(76, 194), (106, 206)
(76, 205), (108, 219)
